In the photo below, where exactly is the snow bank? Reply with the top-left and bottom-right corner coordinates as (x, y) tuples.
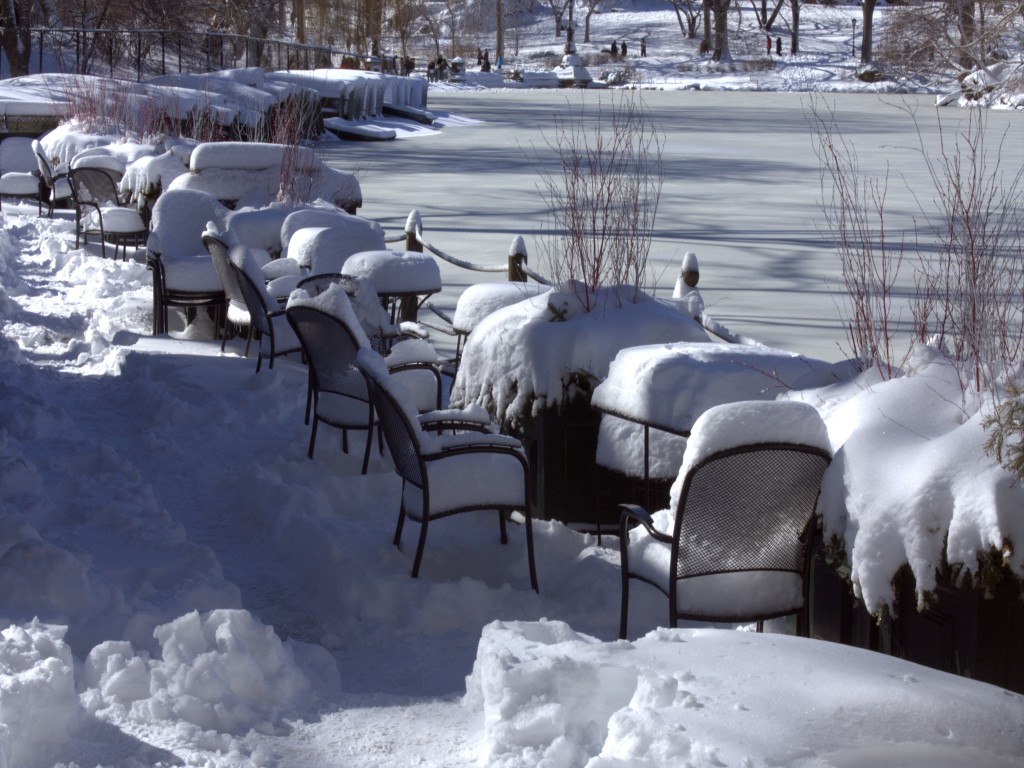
(466, 619), (1024, 767)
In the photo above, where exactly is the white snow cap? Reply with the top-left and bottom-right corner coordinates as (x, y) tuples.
(682, 251), (698, 272)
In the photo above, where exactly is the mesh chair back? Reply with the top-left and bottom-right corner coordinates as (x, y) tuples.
(69, 167), (121, 207)
(297, 273), (389, 353)
(204, 234), (246, 305)
(286, 305), (369, 404)
(229, 260), (273, 337)
(358, 358), (425, 488)
(673, 444), (830, 581)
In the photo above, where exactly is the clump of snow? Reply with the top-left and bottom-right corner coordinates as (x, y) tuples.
(0, 620), (81, 767)
(82, 609), (329, 737)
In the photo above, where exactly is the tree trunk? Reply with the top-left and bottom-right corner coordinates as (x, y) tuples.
(860, 0), (876, 64)
(702, 1), (712, 53)
(496, 0), (504, 62)
(584, 8), (593, 42)
(712, 0), (731, 62)
(1, 0), (35, 78)
(956, 0), (976, 70)
(789, 0), (799, 54)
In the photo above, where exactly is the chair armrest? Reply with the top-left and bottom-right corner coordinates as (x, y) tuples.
(419, 405), (492, 429)
(422, 434), (526, 462)
(618, 503), (672, 544)
(394, 321), (430, 340)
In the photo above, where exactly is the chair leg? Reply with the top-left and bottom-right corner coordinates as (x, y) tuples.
(410, 516), (429, 579)
(619, 575), (630, 639)
(393, 491), (407, 547)
(360, 416), (374, 475)
(524, 503), (538, 593)
(498, 510), (508, 544)
(304, 373), (313, 424)
(307, 418), (319, 459)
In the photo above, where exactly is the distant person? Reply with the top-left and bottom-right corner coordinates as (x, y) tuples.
(621, 40), (628, 57)
(482, 49), (491, 72)
(640, 38), (647, 57)
(767, 34), (772, 55)
(476, 47), (483, 66)
(610, 40), (619, 59)
(776, 36), (783, 56)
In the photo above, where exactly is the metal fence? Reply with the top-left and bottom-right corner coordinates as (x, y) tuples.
(2, 27), (367, 81)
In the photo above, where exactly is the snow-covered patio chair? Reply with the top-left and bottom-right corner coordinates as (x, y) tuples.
(618, 399), (832, 639)
(203, 232), (251, 353)
(0, 137), (42, 213)
(228, 245), (302, 372)
(295, 272), (431, 355)
(356, 347), (539, 592)
(68, 167), (148, 260)
(146, 188), (230, 335)
(285, 284), (440, 466)
(31, 139), (72, 217)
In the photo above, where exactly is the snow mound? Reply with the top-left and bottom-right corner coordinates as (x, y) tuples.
(83, 608), (333, 736)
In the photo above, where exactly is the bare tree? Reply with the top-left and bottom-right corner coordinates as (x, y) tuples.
(545, 0), (571, 37)
(665, 0), (702, 39)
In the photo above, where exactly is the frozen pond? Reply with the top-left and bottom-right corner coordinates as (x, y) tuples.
(321, 90), (1024, 363)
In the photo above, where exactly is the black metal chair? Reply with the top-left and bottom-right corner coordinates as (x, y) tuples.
(285, 298), (377, 468)
(229, 246), (302, 372)
(294, 273), (438, 423)
(287, 283), (443, 460)
(0, 137), (42, 213)
(203, 233), (251, 352)
(68, 166), (148, 260)
(295, 273), (429, 355)
(618, 399), (832, 639)
(356, 348), (539, 591)
(31, 139), (73, 217)
(146, 189), (228, 336)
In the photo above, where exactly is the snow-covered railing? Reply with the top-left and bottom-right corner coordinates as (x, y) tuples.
(401, 209), (552, 286)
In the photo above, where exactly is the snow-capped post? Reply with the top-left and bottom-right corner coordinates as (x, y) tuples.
(508, 235), (528, 282)
(404, 210), (423, 253)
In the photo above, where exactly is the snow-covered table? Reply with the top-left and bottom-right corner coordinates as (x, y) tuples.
(343, 249), (442, 323)
(591, 341), (830, 506)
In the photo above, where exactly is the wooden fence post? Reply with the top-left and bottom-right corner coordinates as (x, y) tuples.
(508, 235), (527, 282)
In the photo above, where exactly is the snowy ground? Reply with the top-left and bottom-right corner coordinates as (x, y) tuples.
(1, 4), (1024, 768)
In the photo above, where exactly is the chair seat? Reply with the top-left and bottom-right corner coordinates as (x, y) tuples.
(163, 255), (224, 293)
(268, 313), (302, 355)
(83, 206), (146, 234)
(0, 171), (39, 195)
(403, 449), (527, 517)
(52, 176), (72, 200)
